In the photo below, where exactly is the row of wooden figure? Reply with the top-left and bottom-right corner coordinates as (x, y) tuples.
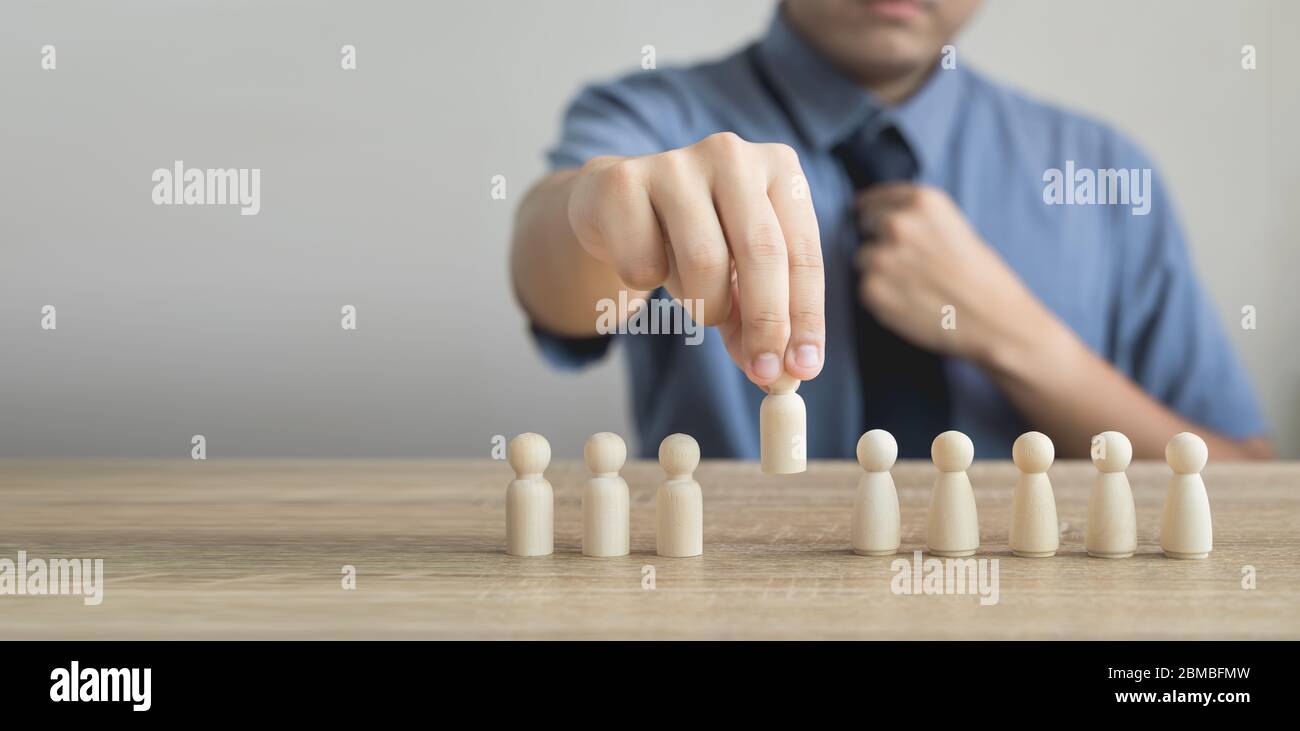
(504, 429), (1214, 560)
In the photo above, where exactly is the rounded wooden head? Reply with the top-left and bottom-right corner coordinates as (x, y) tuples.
(856, 429), (897, 472)
(1012, 431), (1054, 473)
(1091, 431), (1132, 473)
(658, 433), (700, 478)
(931, 430), (973, 472)
(1166, 432), (1208, 475)
(584, 431), (627, 475)
(768, 372), (801, 395)
(507, 432), (550, 476)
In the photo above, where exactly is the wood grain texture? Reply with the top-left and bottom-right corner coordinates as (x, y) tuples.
(0, 458), (1297, 640)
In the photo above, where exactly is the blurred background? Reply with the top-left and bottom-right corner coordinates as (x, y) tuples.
(2, 0), (1297, 459)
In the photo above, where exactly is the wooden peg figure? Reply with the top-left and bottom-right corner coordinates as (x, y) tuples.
(760, 373), (806, 474)
(582, 432), (630, 557)
(1086, 431), (1136, 559)
(1009, 431), (1059, 557)
(505, 432), (553, 557)
(657, 433), (703, 557)
(852, 429), (900, 556)
(1160, 432), (1212, 559)
(926, 430), (979, 557)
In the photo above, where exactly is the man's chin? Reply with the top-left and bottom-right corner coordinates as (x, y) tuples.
(844, 36), (936, 77)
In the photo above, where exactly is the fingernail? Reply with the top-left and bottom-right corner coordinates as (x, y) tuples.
(795, 344), (821, 369)
(753, 352), (781, 380)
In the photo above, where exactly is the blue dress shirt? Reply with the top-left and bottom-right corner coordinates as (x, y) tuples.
(531, 12), (1267, 459)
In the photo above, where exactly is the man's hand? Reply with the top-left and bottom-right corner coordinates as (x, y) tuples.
(854, 183), (1058, 368)
(566, 132), (825, 386)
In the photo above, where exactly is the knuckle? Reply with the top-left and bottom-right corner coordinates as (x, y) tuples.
(579, 154), (621, 177)
(744, 223), (787, 262)
(704, 130), (745, 150)
(746, 309), (789, 332)
(619, 252), (667, 288)
(876, 214), (908, 240)
(701, 131), (751, 165)
(597, 159), (644, 200)
(653, 148), (694, 180)
(681, 242), (729, 274)
(913, 187), (945, 213)
(915, 185), (940, 204)
(787, 247), (824, 273)
(791, 308), (825, 331)
(766, 142), (800, 169)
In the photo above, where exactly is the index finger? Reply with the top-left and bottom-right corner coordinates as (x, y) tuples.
(713, 171), (790, 387)
(766, 145), (824, 381)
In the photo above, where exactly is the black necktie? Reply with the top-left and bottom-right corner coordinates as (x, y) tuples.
(834, 124), (951, 458)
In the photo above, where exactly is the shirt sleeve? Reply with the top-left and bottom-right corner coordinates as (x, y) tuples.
(1110, 148), (1268, 439)
(547, 71), (691, 169)
(531, 71), (692, 370)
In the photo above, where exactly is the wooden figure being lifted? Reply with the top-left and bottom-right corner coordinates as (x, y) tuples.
(760, 373), (806, 475)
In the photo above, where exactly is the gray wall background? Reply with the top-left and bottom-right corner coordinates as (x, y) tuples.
(2, 0), (1296, 459)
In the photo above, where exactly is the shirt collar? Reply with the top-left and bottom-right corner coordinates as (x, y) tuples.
(754, 8), (967, 176)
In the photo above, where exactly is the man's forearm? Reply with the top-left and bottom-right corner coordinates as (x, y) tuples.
(982, 316), (1273, 460)
(510, 168), (644, 336)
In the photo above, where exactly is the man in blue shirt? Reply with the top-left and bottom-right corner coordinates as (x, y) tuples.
(510, 0), (1271, 460)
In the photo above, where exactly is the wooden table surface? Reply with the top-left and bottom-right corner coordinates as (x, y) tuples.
(0, 458), (1296, 640)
